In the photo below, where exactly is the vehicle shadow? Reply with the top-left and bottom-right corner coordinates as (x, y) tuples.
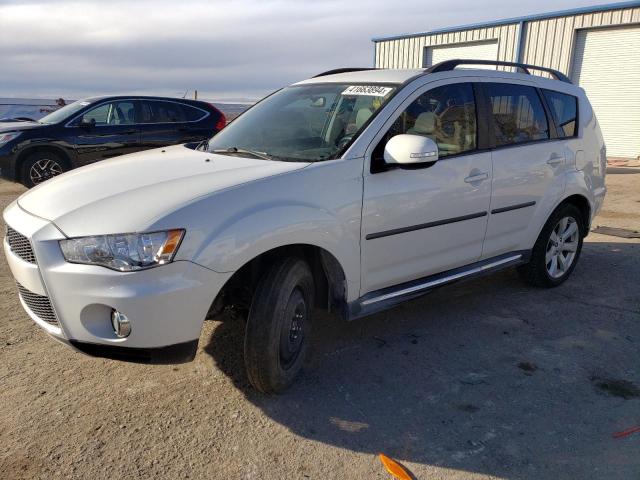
(203, 240), (640, 479)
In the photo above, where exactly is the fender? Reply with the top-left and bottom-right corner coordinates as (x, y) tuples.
(524, 171), (598, 249)
(16, 138), (77, 168)
(169, 158), (365, 302)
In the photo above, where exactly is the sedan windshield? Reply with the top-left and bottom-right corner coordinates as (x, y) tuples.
(208, 84), (397, 162)
(39, 100), (91, 124)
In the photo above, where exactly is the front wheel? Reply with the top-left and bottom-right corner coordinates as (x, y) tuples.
(20, 150), (67, 188)
(244, 257), (315, 393)
(518, 203), (585, 287)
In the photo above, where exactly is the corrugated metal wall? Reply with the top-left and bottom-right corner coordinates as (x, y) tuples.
(520, 6), (640, 74)
(374, 5), (640, 74)
(375, 23), (520, 69)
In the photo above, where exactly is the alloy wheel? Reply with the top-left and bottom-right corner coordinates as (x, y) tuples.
(545, 215), (579, 279)
(29, 158), (63, 185)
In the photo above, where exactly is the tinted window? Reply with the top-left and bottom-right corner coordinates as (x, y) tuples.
(485, 83), (549, 147)
(182, 104), (207, 121)
(382, 83), (477, 158)
(79, 101), (136, 125)
(542, 89), (578, 138)
(140, 101), (187, 123)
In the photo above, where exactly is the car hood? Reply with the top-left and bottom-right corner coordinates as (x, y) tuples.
(0, 121), (45, 132)
(18, 144), (310, 237)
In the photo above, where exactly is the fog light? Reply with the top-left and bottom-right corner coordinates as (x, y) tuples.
(111, 310), (131, 338)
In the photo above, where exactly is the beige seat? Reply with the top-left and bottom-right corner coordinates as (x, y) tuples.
(355, 108), (373, 130)
(407, 111), (436, 135)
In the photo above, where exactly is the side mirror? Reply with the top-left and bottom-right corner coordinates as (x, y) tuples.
(78, 118), (96, 129)
(383, 134), (439, 167)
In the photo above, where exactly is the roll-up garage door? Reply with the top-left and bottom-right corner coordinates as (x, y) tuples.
(424, 40), (498, 68)
(572, 26), (640, 160)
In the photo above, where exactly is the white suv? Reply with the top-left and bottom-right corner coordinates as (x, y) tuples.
(3, 60), (606, 392)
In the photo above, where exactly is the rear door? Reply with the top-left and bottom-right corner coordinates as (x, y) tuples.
(71, 100), (141, 165)
(479, 82), (568, 258)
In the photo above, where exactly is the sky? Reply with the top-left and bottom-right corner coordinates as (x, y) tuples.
(0, 0), (608, 102)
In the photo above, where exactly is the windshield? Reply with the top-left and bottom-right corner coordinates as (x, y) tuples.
(207, 84), (397, 162)
(39, 100), (91, 124)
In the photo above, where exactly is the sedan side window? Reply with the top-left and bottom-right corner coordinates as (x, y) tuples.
(79, 101), (136, 126)
(484, 83), (549, 147)
(376, 83), (477, 159)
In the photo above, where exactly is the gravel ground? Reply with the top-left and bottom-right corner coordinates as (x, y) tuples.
(1, 169), (639, 480)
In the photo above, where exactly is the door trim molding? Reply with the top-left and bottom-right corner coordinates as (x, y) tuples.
(491, 201), (536, 214)
(365, 211), (487, 240)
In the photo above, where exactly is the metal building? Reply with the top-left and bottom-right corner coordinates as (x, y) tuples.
(372, 1), (640, 161)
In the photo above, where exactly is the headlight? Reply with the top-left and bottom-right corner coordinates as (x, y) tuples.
(59, 229), (184, 271)
(0, 132), (21, 147)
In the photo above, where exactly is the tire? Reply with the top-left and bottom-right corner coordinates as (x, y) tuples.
(518, 203), (585, 288)
(244, 257), (315, 393)
(20, 150), (67, 188)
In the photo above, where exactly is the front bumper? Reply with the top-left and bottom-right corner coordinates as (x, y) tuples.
(3, 200), (232, 362)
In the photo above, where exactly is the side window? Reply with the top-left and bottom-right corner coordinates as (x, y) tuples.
(376, 83), (477, 159)
(484, 83), (549, 147)
(181, 104), (207, 122)
(140, 101), (154, 123)
(542, 89), (578, 138)
(79, 101), (136, 126)
(146, 101), (187, 123)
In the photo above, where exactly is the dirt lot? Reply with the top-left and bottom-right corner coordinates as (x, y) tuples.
(1, 170), (639, 480)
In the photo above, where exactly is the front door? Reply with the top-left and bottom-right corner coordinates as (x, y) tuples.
(361, 82), (492, 295)
(72, 100), (141, 166)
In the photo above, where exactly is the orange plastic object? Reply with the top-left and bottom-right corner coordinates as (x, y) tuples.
(379, 453), (412, 480)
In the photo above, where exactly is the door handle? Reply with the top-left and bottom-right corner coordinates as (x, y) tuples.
(547, 154), (563, 166)
(464, 172), (489, 183)
(124, 129), (137, 135)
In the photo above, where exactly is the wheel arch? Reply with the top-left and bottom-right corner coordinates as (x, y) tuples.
(15, 144), (72, 183)
(559, 193), (592, 236)
(209, 243), (350, 321)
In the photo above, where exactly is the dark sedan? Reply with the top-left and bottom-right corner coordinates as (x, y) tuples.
(0, 96), (226, 187)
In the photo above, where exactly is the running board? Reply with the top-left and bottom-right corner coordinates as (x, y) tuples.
(347, 251), (529, 320)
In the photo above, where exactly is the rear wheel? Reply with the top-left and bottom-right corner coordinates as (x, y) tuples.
(244, 257), (315, 393)
(20, 150), (67, 188)
(518, 203), (585, 287)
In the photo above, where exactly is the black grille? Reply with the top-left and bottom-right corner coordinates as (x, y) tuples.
(16, 283), (58, 325)
(6, 226), (36, 264)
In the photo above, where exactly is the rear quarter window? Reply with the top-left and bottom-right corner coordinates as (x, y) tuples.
(542, 89), (578, 138)
(140, 101), (188, 123)
(181, 104), (208, 122)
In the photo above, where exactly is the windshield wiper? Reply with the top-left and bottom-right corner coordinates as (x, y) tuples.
(211, 147), (272, 161)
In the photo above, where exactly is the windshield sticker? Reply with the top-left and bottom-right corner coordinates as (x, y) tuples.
(342, 85), (393, 97)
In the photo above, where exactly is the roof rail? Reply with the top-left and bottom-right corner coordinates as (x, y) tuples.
(313, 68), (377, 78)
(425, 59), (572, 83)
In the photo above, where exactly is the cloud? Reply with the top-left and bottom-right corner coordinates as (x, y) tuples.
(0, 0), (605, 101)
